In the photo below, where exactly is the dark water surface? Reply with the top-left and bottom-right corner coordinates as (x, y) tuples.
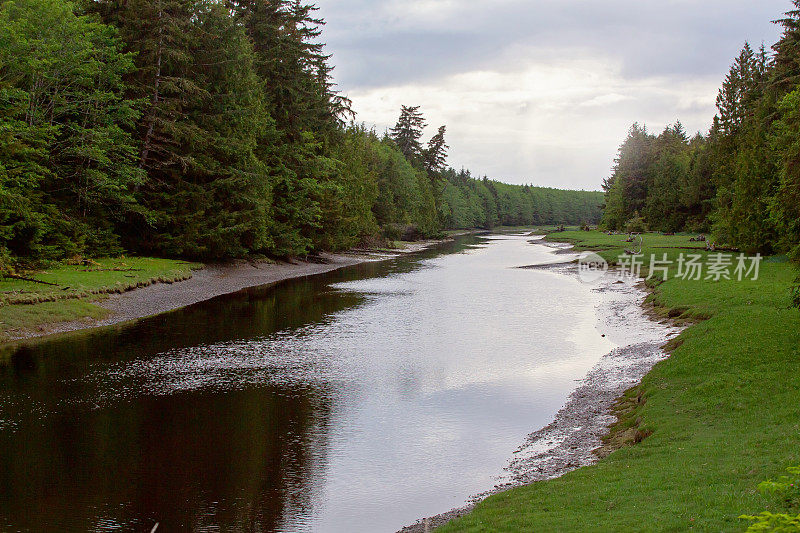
(0, 234), (613, 532)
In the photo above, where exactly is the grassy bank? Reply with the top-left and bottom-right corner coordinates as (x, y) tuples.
(0, 257), (198, 341)
(440, 231), (800, 532)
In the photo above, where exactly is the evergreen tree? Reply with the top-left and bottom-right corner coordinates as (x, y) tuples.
(318, 124), (379, 249)
(771, 1), (800, 95)
(771, 89), (800, 261)
(88, 0), (200, 173)
(231, 0), (349, 256)
(644, 124), (691, 232)
(710, 42), (776, 252)
(144, 1), (273, 257)
(600, 123), (655, 230)
(423, 126), (449, 175)
(390, 106), (427, 162)
(682, 134), (716, 232)
(715, 43), (766, 136)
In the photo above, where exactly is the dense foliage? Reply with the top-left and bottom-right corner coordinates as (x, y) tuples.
(0, 0), (601, 262)
(600, 6), (800, 262)
(741, 465), (800, 531)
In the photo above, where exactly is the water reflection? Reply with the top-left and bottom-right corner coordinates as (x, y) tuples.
(0, 235), (613, 532)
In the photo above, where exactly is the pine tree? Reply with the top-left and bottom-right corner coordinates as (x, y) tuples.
(88, 0), (285, 258)
(600, 123), (655, 229)
(644, 124), (691, 232)
(423, 126), (449, 175)
(771, 1), (800, 95)
(715, 43), (760, 135)
(681, 134), (716, 232)
(146, 1), (273, 257)
(755, 2), (800, 258)
(231, 0), (353, 256)
(390, 106), (427, 162)
(88, 0), (201, 173)
(771, 87), (800, 262)
(705, 40), (777, 251)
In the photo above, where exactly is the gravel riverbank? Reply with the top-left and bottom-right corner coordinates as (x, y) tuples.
(9, 240), (447, 342)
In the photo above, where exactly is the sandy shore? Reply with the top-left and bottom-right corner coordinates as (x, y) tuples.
(11, 240), (448, 342)
(400, 242), (682, 533)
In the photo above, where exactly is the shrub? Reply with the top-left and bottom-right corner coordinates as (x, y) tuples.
(741, 466), (800, 531)
(381, 223), (404, 241)
(625, 212), (648, 234)
(0, 248), (12, 277)
(740, 512), (800, 532)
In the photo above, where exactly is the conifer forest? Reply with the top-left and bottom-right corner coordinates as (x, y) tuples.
(0, 0), (602, 266)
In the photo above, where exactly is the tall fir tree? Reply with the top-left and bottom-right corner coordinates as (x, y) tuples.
(390, 106), (427, 162)
(600, 123), (655, 230)
(423, 126), (449, 175)
(145, 1), (274, 257)
(231, 0), (351, 256)
(771, 0), (800, 96)
(643, 123), (692, 232)
(770, 3), (800, 260)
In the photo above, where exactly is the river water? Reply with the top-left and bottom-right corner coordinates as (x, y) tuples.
(0, 234), (619, 532)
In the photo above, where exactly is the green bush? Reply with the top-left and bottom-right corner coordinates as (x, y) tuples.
(0, 248), (12, 276)
(625, 212), (648, 233)
(741, 512), (800, 531)
(381, 223), (404, 241)
(759, 467), (800, 509)
(741, 466), (800, 531)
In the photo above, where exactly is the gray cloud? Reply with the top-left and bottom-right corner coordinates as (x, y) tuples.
(317, 0), (788, 189)
(322, 1), (785, 86)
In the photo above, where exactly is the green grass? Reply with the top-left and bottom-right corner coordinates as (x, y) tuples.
(0, 300), (112, 337)
(440, 231), (800, 532)
(0, 257), (199, 341)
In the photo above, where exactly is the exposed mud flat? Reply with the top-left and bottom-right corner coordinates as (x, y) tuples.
(400, 254), (683, 533)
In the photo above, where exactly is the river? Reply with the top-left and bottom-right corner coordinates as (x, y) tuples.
(0, 234), (619, 532)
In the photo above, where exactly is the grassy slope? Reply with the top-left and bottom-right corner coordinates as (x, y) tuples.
(441, 231), (800, 532)
(0, 257), (198, 341)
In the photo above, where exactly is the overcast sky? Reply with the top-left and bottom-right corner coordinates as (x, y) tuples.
(315, 0), (788, 190)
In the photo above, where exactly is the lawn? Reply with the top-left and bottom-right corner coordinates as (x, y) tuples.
(0, 257), (199, 341)
(440, 231), (800, 532)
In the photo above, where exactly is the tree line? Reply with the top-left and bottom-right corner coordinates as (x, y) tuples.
(601, 3), (800, 261)
(0, 0), (601, 266)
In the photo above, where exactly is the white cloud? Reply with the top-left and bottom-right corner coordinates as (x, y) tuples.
(579, 94), (631, 108)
